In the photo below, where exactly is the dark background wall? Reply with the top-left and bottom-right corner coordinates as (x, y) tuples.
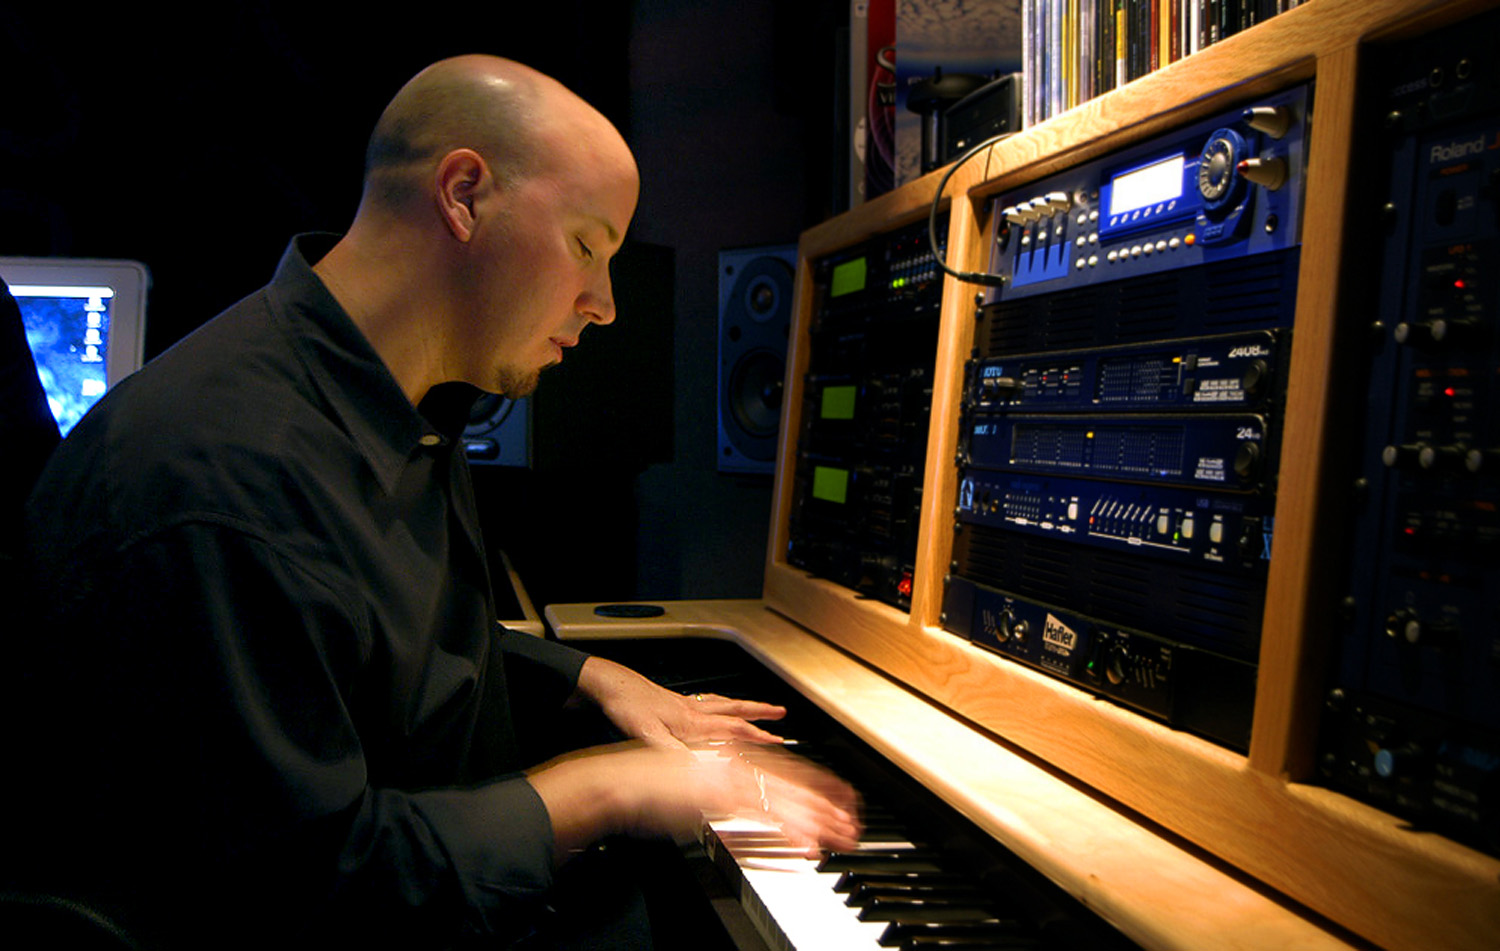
(2, 1), (849, 610)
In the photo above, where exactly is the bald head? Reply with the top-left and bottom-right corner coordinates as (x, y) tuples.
(316, 55), (639, 406)
(360, 55), (611, 214)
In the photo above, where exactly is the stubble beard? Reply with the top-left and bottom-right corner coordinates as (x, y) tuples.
(495, 359), (559, 399)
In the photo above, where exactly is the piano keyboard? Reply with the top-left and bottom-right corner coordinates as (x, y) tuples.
(698, 712), (1140, 951)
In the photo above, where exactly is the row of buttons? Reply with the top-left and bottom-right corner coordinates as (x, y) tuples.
(1002, 191), (1074, 224)
(1111, 234), (1195, 260)
(1018, 210), (1103, 247)
(1072, 233), (1198, 270)
(1144, 511), (1228, 543)
(1108, 199), (1182, 230)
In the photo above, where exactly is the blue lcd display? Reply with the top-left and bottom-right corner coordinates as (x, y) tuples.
(1098, 152), (1201, 239)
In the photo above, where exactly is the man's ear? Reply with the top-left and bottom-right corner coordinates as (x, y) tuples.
(435, 149), (488, 242)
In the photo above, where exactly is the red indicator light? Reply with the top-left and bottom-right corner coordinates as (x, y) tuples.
(897, 574), (913, 597)
(1454, 279), (1467, 290)
(1444, 387), (1457, 398)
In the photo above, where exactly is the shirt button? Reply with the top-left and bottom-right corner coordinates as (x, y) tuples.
(419, 434), (442, 447)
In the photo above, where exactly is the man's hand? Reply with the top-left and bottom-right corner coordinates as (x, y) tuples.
(526, 740), (862, 863)
(574, 655), (787, 748)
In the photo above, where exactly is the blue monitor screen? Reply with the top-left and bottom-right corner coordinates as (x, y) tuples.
(2, 257), (149, 439)
(14, 284), (115, 436)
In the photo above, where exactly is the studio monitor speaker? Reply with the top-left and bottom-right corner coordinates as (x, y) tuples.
(717, 244), (796, 474)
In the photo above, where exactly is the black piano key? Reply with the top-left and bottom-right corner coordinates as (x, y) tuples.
(833, 870), (974, 894)
(846, 884), (992, 907)
(817, 849), (949, 874)
(858, 900), (1011, 924)
(900, 937), (1046, 950)
(860, 822), (919, 843)
(878, 920), (1037, 948)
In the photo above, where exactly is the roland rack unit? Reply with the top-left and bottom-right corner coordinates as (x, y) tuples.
(786, 217), (947, 611)
(1318, 7), (1500, 858)
(941, 85), (1311, 750)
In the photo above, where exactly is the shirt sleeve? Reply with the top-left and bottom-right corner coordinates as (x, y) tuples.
(21, 518), (559, 947)
(496, 625), (590, 701)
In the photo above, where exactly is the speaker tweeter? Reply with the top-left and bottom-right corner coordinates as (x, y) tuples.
(462, 394), (531, 467)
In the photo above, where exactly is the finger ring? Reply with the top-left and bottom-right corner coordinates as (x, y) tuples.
(694, 693), (706, 702)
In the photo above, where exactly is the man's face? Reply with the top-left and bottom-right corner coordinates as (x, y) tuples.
(456, 129), (639, 397)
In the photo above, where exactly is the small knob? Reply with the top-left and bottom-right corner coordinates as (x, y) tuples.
(1240, 358), (1269, 398)
(1009, 617), (1030, 645)
(1238, 521), (1264, 561)
(1465, 448), (1500, 474)
(1395, 316), (1486, 347)
(1429, 317), (1485, 346)
(1395, 613), (1463, 647)
(1233, 440), (1262, 481)
(993, 607), (1016, 643)
(1105, 641), (1129, 685)
(981, 375), (1022, 401)
(1243, 105), (1293, 139)
(1429, 443), (1475, 474)
(1384, 608), (1421, 643)
(1373, 742), (1423, 779)
(1382, 442), (1434, 470)
(1237, 156), (1288, 190)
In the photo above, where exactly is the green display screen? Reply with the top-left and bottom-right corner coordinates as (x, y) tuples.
(811, 466), (850, 505)
(820, 385), (857, 421)
(830, 257), (867, 298)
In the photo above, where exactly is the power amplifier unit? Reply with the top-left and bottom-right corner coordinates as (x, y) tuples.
(1318, 7), (1500, 857)
(786, 217), (947, 611)
(942, 83), (1312, 750)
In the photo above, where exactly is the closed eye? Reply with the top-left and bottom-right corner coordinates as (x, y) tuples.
(577, 238), (595, 262)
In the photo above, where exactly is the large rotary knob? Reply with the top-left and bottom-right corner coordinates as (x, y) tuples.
(1197, 128), (1249, 211)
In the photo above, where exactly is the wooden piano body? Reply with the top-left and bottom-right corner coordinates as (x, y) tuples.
(548, 2), (1500, 948)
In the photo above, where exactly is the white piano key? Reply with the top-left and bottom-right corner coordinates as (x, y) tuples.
(704, 814), (894, 951)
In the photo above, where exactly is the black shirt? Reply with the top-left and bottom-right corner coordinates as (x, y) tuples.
(11, 235), (589, 947)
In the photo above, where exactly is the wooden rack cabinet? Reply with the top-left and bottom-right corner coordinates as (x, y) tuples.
(756, 1), (1500, 948)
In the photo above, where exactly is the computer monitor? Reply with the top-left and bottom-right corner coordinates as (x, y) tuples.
(0, 257), (150, 437)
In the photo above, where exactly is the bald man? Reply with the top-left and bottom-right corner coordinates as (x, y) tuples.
(7, 56), (857, 949)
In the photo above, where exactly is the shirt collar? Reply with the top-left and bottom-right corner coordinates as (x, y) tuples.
(266, 234), (482, 496)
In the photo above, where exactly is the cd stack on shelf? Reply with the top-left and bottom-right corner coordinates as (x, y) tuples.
(1021, 0), (1306, 126)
